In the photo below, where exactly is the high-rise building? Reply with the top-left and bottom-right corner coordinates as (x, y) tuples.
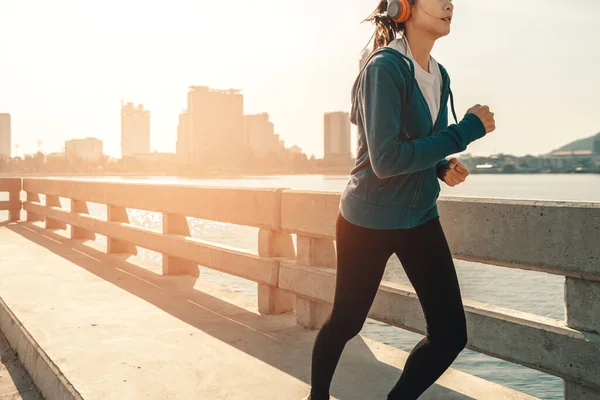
(65, 138), (103, 161)
(324, 111), (352, 165)
(244, 113), (284, 157)
(187, 86), (244, 163)
(121, 102), (150, 158)
(0, 113), (11, 158)
(176, 111), (191, 161)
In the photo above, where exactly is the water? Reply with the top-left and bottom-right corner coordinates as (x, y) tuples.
(4, 174), (599, 399)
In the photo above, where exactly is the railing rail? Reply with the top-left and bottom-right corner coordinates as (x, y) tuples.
(0, 178), (22, 222)
(2, 177), (599, 398)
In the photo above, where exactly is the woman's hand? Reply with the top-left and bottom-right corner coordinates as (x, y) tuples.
(466, 104), (495, 134)
(442, 158), (469, 187)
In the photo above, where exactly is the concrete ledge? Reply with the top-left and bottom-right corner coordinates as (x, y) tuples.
(565, 381), (600, 400)
(0, 198), (21, 211)
(438, 197), (600, 281)
(0, 178), (21, 192)
(279, 261), (336, 302)
(280, 191), (600, 281)
(23, 178), (282, 229)
(0, 298), (83, 400)
(24, 201), (281, 286)
(0, 330), (43, 400)
(281, 190), (340, 238)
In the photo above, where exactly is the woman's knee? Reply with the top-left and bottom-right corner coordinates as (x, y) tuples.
(326, 312), (366, 342)
(429, 318), (468, 353)
(447, 329), (468, 353)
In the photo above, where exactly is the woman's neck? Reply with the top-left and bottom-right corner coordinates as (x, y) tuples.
(404, 32), (435, 73)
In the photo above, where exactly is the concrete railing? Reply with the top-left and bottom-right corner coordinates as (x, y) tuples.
(0, 178), (21, 222)
(2, 177), (599, 399)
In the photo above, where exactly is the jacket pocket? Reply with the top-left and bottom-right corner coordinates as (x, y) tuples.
(364, 171), (418, 206)
(411, 167), (440, 209)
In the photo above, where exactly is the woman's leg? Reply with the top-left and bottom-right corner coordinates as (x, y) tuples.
(310, 214), (394, 400)
(387, 217), (468, 400)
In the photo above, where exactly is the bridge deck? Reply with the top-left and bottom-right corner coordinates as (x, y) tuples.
(0, 222), (535, 400)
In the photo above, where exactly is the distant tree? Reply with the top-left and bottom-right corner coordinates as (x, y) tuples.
(503, 164), (517, 174)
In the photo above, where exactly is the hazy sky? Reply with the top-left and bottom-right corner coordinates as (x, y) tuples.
(1, 0), (599, 158)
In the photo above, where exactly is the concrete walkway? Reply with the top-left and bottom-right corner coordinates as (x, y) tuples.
(0, 331), (43, 400)
(0, 222), (536, 400)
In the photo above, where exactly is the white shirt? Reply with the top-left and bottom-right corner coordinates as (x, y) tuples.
(387, 36), (442, 124)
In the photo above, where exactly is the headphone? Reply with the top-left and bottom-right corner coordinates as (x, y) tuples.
(387, 0), (412, 24)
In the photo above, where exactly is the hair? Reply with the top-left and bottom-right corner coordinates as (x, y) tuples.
(364, 0), (416, 52)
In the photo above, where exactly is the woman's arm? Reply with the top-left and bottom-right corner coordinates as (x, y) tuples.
(361, 64), (486, 180)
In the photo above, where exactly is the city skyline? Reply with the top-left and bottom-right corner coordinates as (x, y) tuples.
(0, 81), (355, 163)
(1, 0), (599, 158)
(3, 80), (598, 162)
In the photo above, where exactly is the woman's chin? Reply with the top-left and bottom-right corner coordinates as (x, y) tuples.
(434, 26), (451, 39)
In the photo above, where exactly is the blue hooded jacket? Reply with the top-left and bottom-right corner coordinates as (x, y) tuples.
(339, 46), (486, 229)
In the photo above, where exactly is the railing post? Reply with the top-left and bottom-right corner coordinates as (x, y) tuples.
(8, 191), (20, 222)
(26, 192), (42, 222)
(107, 205), (137, 255)
(162, 213), (199, 277)
(70, 199), (96, 240)
(564, 276), (600, 399)
(257, 229), (295, 315)
(294, 236), (335, 330)
(45, 195), (66, 230)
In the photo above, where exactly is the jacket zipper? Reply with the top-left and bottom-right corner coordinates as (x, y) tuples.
(413, 77), (450, 135)
(406, 75), (450, 217)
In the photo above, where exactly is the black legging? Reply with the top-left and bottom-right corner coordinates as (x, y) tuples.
(309, 213), (468, 400)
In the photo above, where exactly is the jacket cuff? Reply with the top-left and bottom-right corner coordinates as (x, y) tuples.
(436, 159), (450, 180)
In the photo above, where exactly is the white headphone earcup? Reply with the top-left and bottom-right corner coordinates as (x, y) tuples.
(387, 0), (402, 20)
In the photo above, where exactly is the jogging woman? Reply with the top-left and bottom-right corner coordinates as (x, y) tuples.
(303, 0), (496, 399)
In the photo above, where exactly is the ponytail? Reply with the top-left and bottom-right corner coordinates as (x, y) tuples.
(363, 0), (412, 52)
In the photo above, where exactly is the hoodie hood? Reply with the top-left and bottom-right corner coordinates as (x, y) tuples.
(351, 47), (411, 125)
(350, 46), (458, 126)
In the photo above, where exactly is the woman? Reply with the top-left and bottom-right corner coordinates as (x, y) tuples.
(303, 0), (495, 399)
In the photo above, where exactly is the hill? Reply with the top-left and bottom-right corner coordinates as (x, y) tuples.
(553, 133), (600, 153)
